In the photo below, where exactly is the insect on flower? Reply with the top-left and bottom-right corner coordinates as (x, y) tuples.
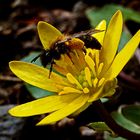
(31, 28), (103, 78)
(8, 10), (140, 126)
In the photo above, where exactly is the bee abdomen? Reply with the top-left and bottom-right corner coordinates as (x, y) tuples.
(78, 35), (101, 50)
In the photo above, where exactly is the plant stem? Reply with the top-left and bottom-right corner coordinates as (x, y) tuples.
(94, 100), (140, 140)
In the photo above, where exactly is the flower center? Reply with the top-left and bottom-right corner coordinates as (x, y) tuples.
(56, 49), (117, 98)
(58, 49), (107, 95)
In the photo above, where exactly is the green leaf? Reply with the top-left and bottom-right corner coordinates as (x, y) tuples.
(86, 4), (140, 27)
(100, 98), (109, 103)
(25, 83), (56, 99)
(111, 111), (140, 134)
(88, 122), (115, 136)
(121, 105), (140, 126)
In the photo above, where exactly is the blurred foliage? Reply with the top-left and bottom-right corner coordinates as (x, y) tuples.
(88, 122), (115, 136)
(86, 4), (140, 26)
(121, 105), (140, 126)
(89, 104), (140, 139)
(117, 27), (132, 52)
(111, 111), (140, 133)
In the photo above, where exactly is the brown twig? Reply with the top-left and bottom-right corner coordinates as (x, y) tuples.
(94, 100), (140, 140)
(0, 75), (22, 82)
(119, 71), (140, 90)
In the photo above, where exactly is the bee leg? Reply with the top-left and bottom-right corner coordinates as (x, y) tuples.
(48, 60), (54, 79)
(31, 53), (41, 63)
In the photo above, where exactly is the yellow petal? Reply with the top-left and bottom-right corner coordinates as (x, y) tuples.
(37, 94), (89, 125)
(104, 30), (140, 79)
(37, 21), (62, 50)
(100, 10), (123, 73)
(9, 61), (70, 92)
(72, 102), (91, 116)
(9, 93), (79, 117)
(92, 20), (106, 45)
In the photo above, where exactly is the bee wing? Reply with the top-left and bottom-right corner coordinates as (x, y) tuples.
(37, 21), (62, 50)
(56, 36), (72, 44)
(72, 29), (104, 38)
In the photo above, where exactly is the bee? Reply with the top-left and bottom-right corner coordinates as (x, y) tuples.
(32, 29), (103, 78)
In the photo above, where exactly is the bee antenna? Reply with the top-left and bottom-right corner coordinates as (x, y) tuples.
(31, 54), (41, 63)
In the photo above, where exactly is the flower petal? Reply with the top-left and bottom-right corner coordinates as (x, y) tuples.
(37, 21), (62, 50)
(37, 94), (89, 125)
(9, 61), (71, 92)
(72, 102), (91, 116)
(104, 30), (140, 79)
(9, 93), (79, 117)
(100, 10), (123, 73)
(92, 20), (106, 45)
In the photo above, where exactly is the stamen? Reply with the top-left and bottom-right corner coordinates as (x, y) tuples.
(85, 67), (92, 87)
(66, 73), (83, 90)
(92, 78), (98, 88)
(85, 55), (96, 76)
(83, 88), (89, 94)
(69, 51), (82, 72)
(64, 54), (79, 75)
(86, 48), (95, 57)
(97, 63), (104, 76)
(59, 87), (82, 95)
(66, 65), (79, 76)
(98, 78), (105, 87)
(95, 51), (99, 67)
(53, 64), (68, 76)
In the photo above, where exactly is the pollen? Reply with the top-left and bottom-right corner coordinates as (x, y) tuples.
(68, 38), (84, 49)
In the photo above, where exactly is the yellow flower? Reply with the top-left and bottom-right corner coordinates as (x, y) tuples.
(9, 10), (140, 125)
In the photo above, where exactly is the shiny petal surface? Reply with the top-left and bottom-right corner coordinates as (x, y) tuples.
(9, 93), (79, 117)
(37, 94), (89, 125)
(92, 20), (106, 45)
(105, 30), (140, 79)
(100, 10), (123, 73)
(37, 21), (62, 50)
(9, 61), (70, 92)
